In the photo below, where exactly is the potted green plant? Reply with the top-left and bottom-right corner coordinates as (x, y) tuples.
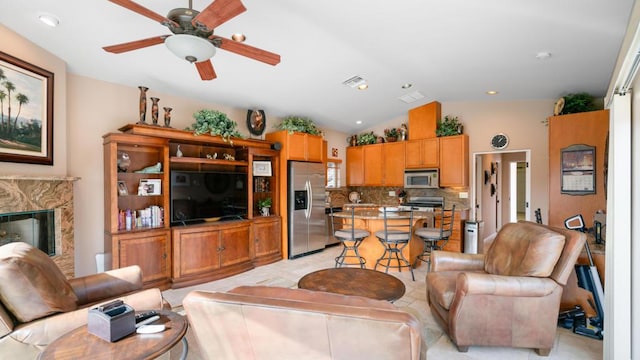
(436, 115), (463, 137)
(187, 109), (243, 144)
(258, 197), (272, 216)
(384, 128), (400, 142)
(274, 116), (321, 135)
(561, 93), (596, 114)
(356, 131), (378, 145)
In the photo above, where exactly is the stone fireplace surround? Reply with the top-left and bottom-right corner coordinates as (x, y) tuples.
(0, 176), (78, 278)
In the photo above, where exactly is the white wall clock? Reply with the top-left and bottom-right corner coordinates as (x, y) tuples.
(490, 133), (509, 150)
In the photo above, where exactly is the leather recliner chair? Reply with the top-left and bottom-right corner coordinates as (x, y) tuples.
(426, 221), (586, 356)
(183, 285), (423, 359)
(0, 242), (170, 359)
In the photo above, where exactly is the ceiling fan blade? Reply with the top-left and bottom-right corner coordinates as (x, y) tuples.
(195, 60), (217, 80)
(192, 0), (246, 30)
(103, 36), (168, 54)
(108, 0), (178, 27)
(214, 36), (280, 66)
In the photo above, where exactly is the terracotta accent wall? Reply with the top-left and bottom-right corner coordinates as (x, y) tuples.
(0, 176), (78, 278)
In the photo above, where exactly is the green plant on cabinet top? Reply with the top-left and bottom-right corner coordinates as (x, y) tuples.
(274, 116), (320, 135)
(436, 115), (462, 137)
(187, 109), (243, 144)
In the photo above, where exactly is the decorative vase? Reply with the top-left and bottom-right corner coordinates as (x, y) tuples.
(150, 97), (160, 126)
(163, 107), (172, 127)
(138, 86), (148, 124)
(261, 207), (270, 216)
(376, 136), (384, 143)
(176, 145), (183, 158)
(386, 136), (397, 142)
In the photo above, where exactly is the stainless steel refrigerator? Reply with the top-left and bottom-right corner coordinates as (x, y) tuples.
(288, 161), (326, 258)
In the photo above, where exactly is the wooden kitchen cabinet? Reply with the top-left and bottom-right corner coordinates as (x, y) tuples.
(171, 221), (253, 288)
(439, 135), (469, 187)
(440, 209), (468, 253)
(405, 138), (439, 169)
(265, 130), (323, 162)
(383, 141), (406, 186)
(346, 146), (364, 186)
(408, 101), (441, 140)
(252, 216), (282, 266)
(363, 143), (383, 185)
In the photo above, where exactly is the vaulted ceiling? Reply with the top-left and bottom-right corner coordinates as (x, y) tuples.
(0, 0), (634, 133)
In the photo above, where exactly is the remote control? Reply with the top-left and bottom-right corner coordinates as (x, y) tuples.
(135, 315), (160, 328)
(135, 310), (158, 323)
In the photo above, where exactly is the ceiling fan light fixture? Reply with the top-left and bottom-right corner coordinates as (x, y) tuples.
(165, 34), (216, 63)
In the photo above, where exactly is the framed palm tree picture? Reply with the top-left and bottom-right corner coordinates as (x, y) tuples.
(0, 51), (54, 165)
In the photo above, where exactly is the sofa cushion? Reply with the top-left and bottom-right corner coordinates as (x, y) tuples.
(484, 222), (566, 277)
(0, 243), (78, 322)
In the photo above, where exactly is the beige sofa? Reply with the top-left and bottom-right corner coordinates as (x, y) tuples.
(183, 285), (422, 359)
(426, 221), (586, 356)
(0, 242), (169, 359)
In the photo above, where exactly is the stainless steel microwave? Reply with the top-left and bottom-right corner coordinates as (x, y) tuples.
(404, 169), (439, 188)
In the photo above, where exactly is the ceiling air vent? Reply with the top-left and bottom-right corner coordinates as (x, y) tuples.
(342, 75), (367, 88)
(398, 91), (425, 104)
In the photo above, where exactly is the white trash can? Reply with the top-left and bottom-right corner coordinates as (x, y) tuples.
(464, 220), (483, 254)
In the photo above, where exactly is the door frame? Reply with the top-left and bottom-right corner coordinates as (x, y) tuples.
(472, 149), (531, 228)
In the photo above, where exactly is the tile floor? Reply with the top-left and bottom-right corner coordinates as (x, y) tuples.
(163, 245), (603, 360)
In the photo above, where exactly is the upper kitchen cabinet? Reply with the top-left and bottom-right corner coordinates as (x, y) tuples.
(408, 101), (441, 140)
(383, 141), (406, 186)
(346, 146), (364, 186)
(405, 138), (439, 169)
(346, 142), (405, 186)
(439, 135), (469, 187)
(265, 130), (323, 162)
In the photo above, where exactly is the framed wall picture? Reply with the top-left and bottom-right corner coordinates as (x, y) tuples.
(117, 181), (128, 196)
(138, 179), (162, 196)
(253, 161), (272, 176)
(247, 109), (266, 136)
(0, 51), (54, 165)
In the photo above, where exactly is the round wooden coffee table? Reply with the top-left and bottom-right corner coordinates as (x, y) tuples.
(40, 310), (188, 360)
(298, 268), (406, 302)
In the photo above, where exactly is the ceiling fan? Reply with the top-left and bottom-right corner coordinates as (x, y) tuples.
(102, 0), (280, 80)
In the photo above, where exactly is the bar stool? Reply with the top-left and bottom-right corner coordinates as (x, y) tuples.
(330, 207), (368, 268)
(414, 205), (456, 271)
(374, 207), (415, 281)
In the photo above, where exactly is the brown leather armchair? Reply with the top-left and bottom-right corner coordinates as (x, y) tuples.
(426, 221), (586, 356)
(0, 242), (169, 359)
(184, 285), (423, 359)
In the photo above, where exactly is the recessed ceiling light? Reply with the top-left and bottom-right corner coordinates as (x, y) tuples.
(38, 13), (60, 27)
(231, 33), (246, 42)
(486, 90), (499, 95)
(401, 83), (412, 89)
(356, 120), (363, 125)
(535, 52), (552, 60)
(357, 84), (368, 90)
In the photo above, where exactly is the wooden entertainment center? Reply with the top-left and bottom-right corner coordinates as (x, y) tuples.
(103, 124), (281, 289)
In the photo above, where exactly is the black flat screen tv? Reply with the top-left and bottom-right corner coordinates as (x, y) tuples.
(170, 170), (248, 225)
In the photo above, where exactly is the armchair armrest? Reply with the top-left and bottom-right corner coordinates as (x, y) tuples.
(69, 265), (143, 306)
(431, 251), (485, 272)
(457, 272), (558, 298)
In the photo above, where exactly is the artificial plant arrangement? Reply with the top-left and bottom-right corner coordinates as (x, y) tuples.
(187, 109), (243, 144)
(274, 116), (321, 135)
(384, 127), (401, 141)
(561, 93), (596, 114)
(356, 131), (378, 145)
(436, 115), (463, 137)
(257, 197), (272, 208)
